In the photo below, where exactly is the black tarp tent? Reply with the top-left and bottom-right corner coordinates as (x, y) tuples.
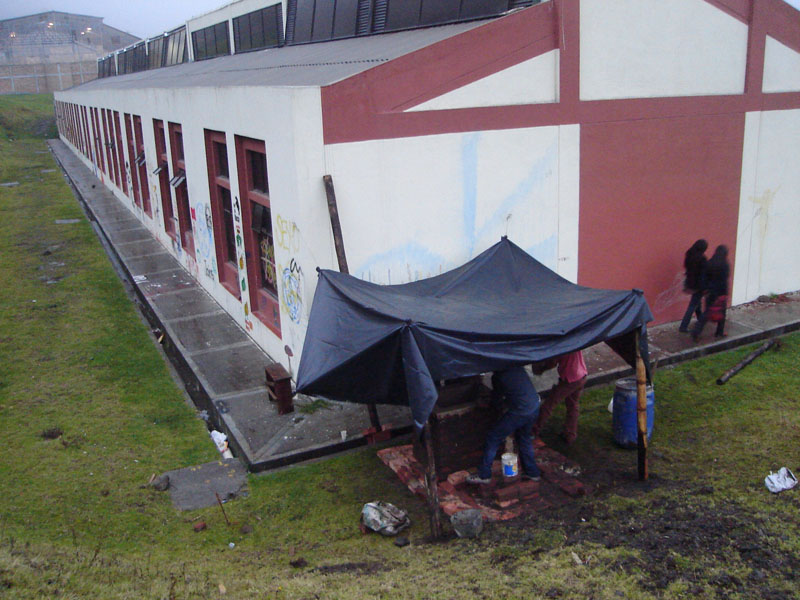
(296, 237), (653, 429)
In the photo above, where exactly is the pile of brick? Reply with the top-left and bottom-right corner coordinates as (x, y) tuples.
(378, 444), (589, 522)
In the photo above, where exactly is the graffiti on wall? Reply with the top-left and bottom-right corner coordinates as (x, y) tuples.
(654, 271), (686, 314)
(353, 132), (559, 282)
(280, 259), (304, 324)
(227, 194), (254, 332)
(275, 215), (305, 325)
(193, 202), (218, 281)
(276, 215), (301, 254)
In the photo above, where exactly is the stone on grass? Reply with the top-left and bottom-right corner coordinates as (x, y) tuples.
(150, 474), (170, 491)
(450, 509), (483, 538)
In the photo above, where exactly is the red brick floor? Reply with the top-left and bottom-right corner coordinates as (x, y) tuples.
(378, 443), (589, 522)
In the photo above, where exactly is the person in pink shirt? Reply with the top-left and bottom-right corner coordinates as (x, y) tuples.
(531, 351), (588, 445)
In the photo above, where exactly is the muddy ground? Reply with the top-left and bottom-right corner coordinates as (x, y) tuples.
(476, 448), (800, 599)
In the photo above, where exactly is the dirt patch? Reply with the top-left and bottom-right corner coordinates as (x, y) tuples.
(312, 561), (385, 575)
(483, 484), (800, 598)
(40, 427), (63, 440)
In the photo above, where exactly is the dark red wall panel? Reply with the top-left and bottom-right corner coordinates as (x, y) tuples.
(578, 114), (745, 324)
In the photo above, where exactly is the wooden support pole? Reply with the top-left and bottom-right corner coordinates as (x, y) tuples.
(423, 421), (443, 540)
(322, 174), (381, 430)
(635, 330), (648, 481)
(322, 175), (349, 274)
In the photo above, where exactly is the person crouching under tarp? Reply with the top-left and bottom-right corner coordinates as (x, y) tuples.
(466, 366), (542, 485)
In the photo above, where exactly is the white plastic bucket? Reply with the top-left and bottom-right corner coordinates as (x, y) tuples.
(501, 453), (518, 478)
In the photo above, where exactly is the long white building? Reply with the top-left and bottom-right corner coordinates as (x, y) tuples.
(54, 0), (800, 374)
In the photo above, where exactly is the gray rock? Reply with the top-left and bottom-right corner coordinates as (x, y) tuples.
(450, 509), (483, 538)
(150, 474), (170, 491)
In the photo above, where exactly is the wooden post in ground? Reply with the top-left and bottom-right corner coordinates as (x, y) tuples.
(635, 330), (648, 481)
(322, 174), (381, 430)
(423, 421), (443, 539)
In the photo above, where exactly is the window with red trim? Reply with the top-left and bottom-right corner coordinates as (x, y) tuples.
(124, 114), (141, 208)
(204, 130), (239, 297)
(235, 135), (280, 336)
(101, 109), (116, 182)
(133, 115), (151, 216)
(153, 119), (175, 237)
(113, 111), (128, 195)
(168, 122), (194, 258)
(91, 108), (104, 172)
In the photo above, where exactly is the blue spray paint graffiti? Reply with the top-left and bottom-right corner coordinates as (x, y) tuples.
(356, 242), (448, 282)
(354, 131), (559, 281)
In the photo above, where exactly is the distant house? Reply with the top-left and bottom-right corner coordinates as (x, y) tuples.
(53, 0), (800, 374)
(0, 11), (138, 93)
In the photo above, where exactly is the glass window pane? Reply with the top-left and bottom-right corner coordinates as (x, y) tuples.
(248, 150), (268, 194)
(214, 141), (229, 178)
(250, 11), (264, 49)
(216, 22), (229, 55)
(251, 203), (276, 295)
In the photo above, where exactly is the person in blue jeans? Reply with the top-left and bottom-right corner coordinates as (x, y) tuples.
(466, 366), (541, 485)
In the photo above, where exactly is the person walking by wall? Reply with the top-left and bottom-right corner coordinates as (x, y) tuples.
(531, 351), (588, 445)
(692, 245), (730, 341)
(679, 239), (709, 333)
(466, 366), (541, 485)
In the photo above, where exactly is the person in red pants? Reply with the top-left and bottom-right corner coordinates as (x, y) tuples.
(531, 351), (588, 445)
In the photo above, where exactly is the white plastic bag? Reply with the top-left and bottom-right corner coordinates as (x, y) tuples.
(765, 467), (798, 493)
(360, 501), (411, 536)
(210, 430), (234, 459)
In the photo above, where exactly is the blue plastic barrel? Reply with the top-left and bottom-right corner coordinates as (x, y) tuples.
(612, 377), (655, 448)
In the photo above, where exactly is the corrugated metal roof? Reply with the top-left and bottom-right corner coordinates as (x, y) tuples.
(73, 20), (488, 91)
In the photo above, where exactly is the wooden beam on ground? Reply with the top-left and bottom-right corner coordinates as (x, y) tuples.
(717, 339), (777, 385)
(322, 174), (381, 430)
(423, 421), (443, 540)
(635, 330), (649, 481)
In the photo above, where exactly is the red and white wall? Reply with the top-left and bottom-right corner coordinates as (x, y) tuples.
(322, 0), (800, 325)
(55, 0), (800, 373)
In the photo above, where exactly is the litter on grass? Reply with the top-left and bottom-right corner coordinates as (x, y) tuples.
(361, 501), (411, 536)
(765, 467), (797, 493)
(211, 430), (234, 459)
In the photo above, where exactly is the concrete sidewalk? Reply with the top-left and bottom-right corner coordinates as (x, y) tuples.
(49, 139), (800, 473)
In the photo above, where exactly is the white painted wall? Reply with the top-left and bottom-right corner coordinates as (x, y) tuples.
(580, 0), (748, 100)
(763, 36), (800, 93)
(407, 50), (559, 111)
(54, 83), (334, 373)
(734, 109), (800, 304)
(324, 125), (580, 286)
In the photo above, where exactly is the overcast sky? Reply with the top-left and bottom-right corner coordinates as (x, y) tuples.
(0, 0), (799, 41)
(0, 0), (227, 39)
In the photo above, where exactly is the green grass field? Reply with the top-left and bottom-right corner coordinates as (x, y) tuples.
(1, 94), (799, 599)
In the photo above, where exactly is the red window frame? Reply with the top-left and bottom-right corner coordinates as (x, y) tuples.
(235, 135), (281, 336)
(153, 119), (175, 237)
(113, 111), (128, 195)
(91, 108), (104, 172)
(81, 106), (91, 158)
(124, 114), (141, 208)
(168, 122), (194, 258)
(133, 115), (151, 216)
(67, 104), (75, 148)
(72, 104), (80, 152)
(204, 130), (240, 298)
(101, 109), (114, 179)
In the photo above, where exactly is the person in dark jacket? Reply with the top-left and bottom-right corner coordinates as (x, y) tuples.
(466, 366), (541, 485)
(679, 239), (708, 332)
(692, 245), (730, 341)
